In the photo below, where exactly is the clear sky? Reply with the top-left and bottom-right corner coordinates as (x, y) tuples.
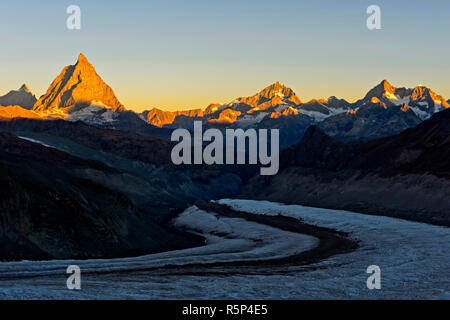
(1, 0), (449, 112)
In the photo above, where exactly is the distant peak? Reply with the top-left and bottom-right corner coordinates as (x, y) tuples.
(18, 83), (32, 93)
(412, 85), (432, 95)
(76, 53), (91, 65)
(269, 81), (285, 89)
(260, 81), (293, 96)
(255, 81), (301, 105)
(361, 80), (398, 102)
(379, 79), (395, 92)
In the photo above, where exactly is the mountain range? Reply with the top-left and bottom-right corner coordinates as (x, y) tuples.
(0, 84), (36, 109)
(1, 53), (449, 147)
(1, 53), (449, 260)
(242, 107), (450, 226)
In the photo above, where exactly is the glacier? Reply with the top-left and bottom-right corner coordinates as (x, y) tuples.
(0, 200), (448, 299)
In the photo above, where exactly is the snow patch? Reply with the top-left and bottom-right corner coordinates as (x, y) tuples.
(18, 136), (55, 148)
(235, 112), (268, 126)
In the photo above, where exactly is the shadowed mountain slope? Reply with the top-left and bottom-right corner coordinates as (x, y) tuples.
(242, 109), (450, 226)
(0, 132), (200, 260)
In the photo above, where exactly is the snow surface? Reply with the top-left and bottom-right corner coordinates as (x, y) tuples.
(216, 199), (450, 299)
(387, 95), (410, 106)
(0, 201), (448, 299)
(409, 106), (431, 120)
(234, 112), (269, 127)
(0, 206), (317, 299)
(296, 106), (347, 122)
(68, 104), (117, 124)
(18, 136), (55, 148)
(0, 205), (317, 278)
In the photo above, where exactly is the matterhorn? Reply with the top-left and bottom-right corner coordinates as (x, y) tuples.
(33, 53), (124, 114)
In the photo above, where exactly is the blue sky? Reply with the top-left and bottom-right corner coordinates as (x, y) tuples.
(1, 0), (449, 111)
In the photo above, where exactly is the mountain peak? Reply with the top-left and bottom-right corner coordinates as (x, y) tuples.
(258, 82), (301, 104)
(232, 81), (301, 109)
(75, 53), (96, 73)
(18, 83), (32, 94)
(33, 54), (124, 112)
(77, 53), (90, 64)
(270, 81), (284, 88)
(265, 81), (287, 93)
(358, 80), (399, 105)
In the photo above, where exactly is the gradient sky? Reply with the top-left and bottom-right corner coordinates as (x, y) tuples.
(1, 0), (449, 112)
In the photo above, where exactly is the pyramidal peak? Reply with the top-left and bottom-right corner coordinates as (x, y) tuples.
(73, 53), (97, 75)
(76, 53), (93, 67)
(33, 53), (124, 113)
(77, 52), (88, 62)
(259, 82), (301, 103)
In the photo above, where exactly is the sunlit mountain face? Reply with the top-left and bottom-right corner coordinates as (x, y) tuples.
(137, 79), (448, 128)
(136, 79), (449, 146)
(1, 54), (448, 147)
(33, 53), (124, 113)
